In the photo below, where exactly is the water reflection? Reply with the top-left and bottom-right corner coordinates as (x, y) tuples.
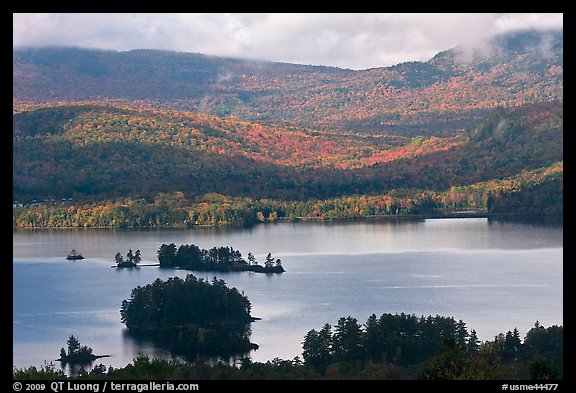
(122, 328), (251, 366)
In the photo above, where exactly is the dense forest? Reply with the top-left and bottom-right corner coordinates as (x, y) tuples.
(300, 314), (562, 379)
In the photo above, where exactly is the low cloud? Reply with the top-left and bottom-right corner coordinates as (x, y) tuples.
(13, 13), (562, 70)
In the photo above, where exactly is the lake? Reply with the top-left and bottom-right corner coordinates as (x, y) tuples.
(13, 217), (563, 372)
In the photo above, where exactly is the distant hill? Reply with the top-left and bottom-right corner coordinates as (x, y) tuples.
(12, 29), (563, 226)
(13, 29), (562, 136)
(13, 99), (562, 202)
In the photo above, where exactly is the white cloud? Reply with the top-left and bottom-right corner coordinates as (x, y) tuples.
(494, 13), (563, 33)
(13, 13), (563, 70)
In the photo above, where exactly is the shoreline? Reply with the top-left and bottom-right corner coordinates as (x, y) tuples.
(11, 212), (563, 231)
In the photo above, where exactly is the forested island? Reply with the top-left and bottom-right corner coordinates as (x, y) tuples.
(157, 243), (285, 273)
(120, 274), (258, 358)
(113, 249), (141, 268)
(66, 249), (84, 260)
(57, 335), (109, 364)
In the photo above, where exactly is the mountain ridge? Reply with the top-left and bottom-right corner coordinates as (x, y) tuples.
(13, 29), (562, 136)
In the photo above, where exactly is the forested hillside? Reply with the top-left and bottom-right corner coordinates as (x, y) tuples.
(13, 99), (562, 227)
(14, 29), (562, 136)
(12, 29), (563, 227)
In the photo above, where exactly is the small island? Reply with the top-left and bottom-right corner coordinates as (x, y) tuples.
(113, 249), (141, 268)
(57, 335), (109, 364)
(121, 274), (258, 358)
(66, 249), (84, 260)
(157, 243), (285, 273)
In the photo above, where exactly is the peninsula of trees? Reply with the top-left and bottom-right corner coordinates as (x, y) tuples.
(157, 243), (284, 273)
(301, 313), (563, 379)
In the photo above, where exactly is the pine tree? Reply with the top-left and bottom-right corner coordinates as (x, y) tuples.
(333, 316), (364, 363)
(467, 329), (479, 353)
(302, 323), (333, 374)
(126, 249), (134, 264)
(67, 335), (81, 356)
(265, 253), (274, 268)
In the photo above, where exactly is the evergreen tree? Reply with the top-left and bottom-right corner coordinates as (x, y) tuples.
(133, 249), (142, 265)
(115, 252), (124, 265)
(13, 362), (67, 379)
(157, 243), (177, 267)
(364, 313), (384, 362)
(126, 249), (134, 264)
(501, 328), (522, 362)
(67, 335), (81, 356)
(333, 316), (364, 364)
(455, 319), (469, 345)
(264, 253), (274, 268)
(302, 324), (333, 374)
(467, 329), (480, 353)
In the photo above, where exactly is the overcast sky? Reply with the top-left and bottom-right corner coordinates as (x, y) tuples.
(13, 13), (563, 70)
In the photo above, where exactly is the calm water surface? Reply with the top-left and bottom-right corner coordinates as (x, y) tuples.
(13, 218), (563, 371)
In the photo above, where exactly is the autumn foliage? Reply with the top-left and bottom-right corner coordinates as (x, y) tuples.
(12, 30), (563, 227)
